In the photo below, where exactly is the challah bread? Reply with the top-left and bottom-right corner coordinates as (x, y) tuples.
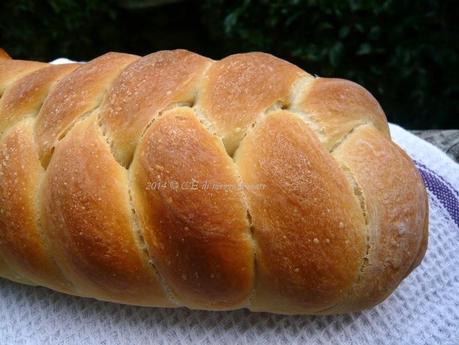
(0, 49), (428, 314)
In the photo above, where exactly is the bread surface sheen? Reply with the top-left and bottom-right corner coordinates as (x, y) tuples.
(0, 49), (428, 314)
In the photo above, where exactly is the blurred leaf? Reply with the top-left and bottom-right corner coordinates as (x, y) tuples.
(357, 43), (372, 55)
(339, 26), (350, 38)
(329, 42), (344, 66)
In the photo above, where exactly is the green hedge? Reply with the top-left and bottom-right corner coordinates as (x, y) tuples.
(1, 0), (457, 129)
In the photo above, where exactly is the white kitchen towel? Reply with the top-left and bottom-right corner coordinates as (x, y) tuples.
(0, 100), (458, 343)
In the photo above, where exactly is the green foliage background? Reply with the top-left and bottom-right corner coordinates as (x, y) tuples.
(1, 0), (458, 129)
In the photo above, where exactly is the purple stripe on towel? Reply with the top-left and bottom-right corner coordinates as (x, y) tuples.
(415, 160), (459, 227)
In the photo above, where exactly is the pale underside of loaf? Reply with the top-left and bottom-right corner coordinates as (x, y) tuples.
(0, 48), (428, 314)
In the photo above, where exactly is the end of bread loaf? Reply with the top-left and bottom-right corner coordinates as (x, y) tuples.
(0, 49), (428, 314)
(0, 49), (11, 60)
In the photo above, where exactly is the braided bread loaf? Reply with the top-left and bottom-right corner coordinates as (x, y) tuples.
(0, 48), (428, 314)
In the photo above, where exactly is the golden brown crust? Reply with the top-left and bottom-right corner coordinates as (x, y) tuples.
(235, 111), (366, 314)
(0, 49), (11, 60)
(35, 52), (139, 166)
(131, 107), (253, 309)
(197, 52), (309, 154)
(41, 115), (171, 306)
(329, 125), (428, 312)
(291, 78), (390, 149)
(0, 49), (428, 314)
(0, 119), (70, 292)
(100, 50), (212, 166)
(0, 256), (33, 285)
(0, 60), (47, 95)
(0, 63), (79, 136)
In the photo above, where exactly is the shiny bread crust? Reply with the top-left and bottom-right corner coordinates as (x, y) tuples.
(0, 49), (428, 314)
